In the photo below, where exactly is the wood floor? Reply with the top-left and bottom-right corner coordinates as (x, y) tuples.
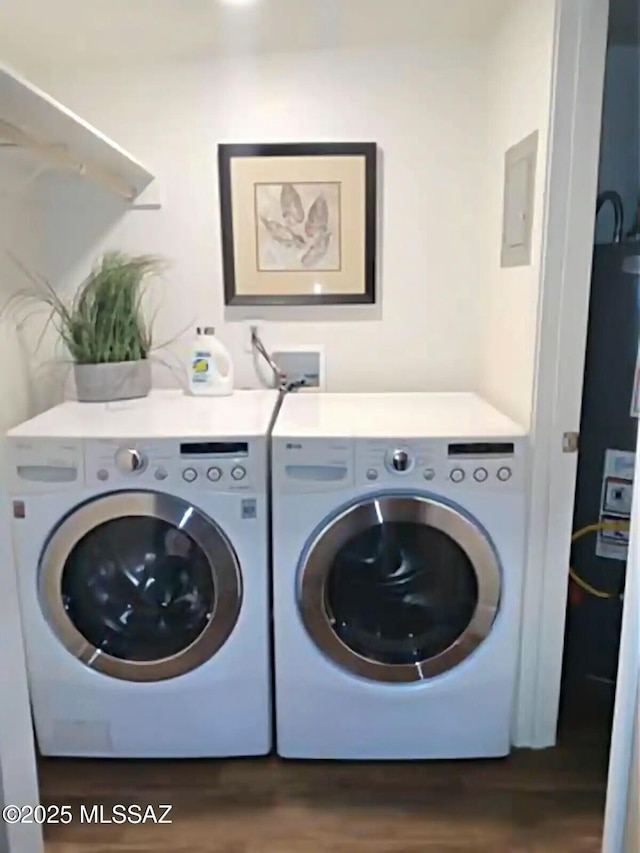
(38, 714), (609, 853)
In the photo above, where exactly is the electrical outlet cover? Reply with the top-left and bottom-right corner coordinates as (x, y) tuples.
(272, 346), (325, 391)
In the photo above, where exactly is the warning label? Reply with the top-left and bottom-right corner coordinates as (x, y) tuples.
(596, 450), (634, 562)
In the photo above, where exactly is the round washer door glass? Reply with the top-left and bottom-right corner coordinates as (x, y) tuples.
(39, 491), (242, 682)
(298, 496), (501, 683)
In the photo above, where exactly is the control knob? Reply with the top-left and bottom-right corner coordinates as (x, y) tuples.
(115, 448), (146, 474)
(391, 450), (410, 472)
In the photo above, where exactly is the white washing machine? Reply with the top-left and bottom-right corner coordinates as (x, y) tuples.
(7, 389), (280, 758)
(271, 392), (528, 760)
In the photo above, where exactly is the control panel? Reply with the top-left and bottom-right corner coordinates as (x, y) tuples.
(275, 435), (525, 494)
(356, 438), (524, 490)
(84, 438), (259, 491)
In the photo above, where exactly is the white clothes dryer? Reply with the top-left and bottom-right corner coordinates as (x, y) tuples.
(271, 392), (528, 759)
(7, 390), (280, 758)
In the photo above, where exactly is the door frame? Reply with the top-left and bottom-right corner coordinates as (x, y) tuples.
(513, 0), (611, 748)
(0, 454), (44, 853)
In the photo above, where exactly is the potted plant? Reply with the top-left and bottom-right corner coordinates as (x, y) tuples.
(5, 251), (165, 403)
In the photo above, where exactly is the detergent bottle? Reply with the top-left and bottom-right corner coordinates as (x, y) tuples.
(188, 327), (233, 396)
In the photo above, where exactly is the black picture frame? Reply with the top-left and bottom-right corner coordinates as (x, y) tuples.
(218, 142), (377, 306)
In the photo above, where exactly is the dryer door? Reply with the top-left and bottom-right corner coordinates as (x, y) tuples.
(298, 495), (501, 683)
(39, 491), (242, 682)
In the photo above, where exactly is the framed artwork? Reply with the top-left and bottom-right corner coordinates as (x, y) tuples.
(218, 142), (377, 306)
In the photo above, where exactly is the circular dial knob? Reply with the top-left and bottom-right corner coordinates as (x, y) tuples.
(115, 448), (145, 474)
(391, 450), (410, 472)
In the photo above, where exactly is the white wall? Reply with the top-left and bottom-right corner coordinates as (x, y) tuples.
(479, 0), (556, 428)
(32, 42), (490, 394)
(595, 45), (640, 244)
(0, 173), (44, 426)
(22, 7), (558, 419)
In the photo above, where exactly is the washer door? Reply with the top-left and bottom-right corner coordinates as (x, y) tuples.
(39, 491), (242, 682)
(298, 495), (501, 683)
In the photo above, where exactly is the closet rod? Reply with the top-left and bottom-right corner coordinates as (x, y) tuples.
(0, 117), (137, 201)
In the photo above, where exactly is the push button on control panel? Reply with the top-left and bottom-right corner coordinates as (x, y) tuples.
(182, 468), (198, 483)
(497, 467), (512, 482)
(423, 468), (436, 481)
(473, 468), (488, 483)
(155, 468), (168, 481)
(450, 468), (465, 483)
(366, 468), (379, 481)
(231, 466), (247, 481)
(207, 467), (223, 482)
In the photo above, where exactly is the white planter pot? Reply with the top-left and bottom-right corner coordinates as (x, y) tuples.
(74, 360), (151, 403)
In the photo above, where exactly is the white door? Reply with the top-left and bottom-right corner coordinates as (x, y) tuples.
(603, 431), (640, 852)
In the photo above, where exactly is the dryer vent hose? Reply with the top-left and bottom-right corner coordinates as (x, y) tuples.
(569, 520), (630, 600)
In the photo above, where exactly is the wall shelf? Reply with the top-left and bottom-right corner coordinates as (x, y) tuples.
(0, 65), (156, 204)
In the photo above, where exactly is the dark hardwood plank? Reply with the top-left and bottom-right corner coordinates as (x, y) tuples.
(38, 732), (607, 853)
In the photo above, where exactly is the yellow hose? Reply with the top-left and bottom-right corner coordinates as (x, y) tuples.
(569, 520), (630, 599)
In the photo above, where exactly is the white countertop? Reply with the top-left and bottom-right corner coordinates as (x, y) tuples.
(272, 392), (526, 439)
(7, 390), (281, 439)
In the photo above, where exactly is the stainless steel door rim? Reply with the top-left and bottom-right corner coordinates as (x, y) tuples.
(39, 491), (242, 682)
(297, 495), (501, 683)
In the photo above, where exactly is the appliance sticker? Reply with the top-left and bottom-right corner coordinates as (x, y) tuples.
(596, 449), (635, 562)
(241, 499), (257, 520)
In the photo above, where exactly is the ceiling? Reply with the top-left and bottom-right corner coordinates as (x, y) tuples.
(609, 0), (640, 46)
(0, 0), (511, 73)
